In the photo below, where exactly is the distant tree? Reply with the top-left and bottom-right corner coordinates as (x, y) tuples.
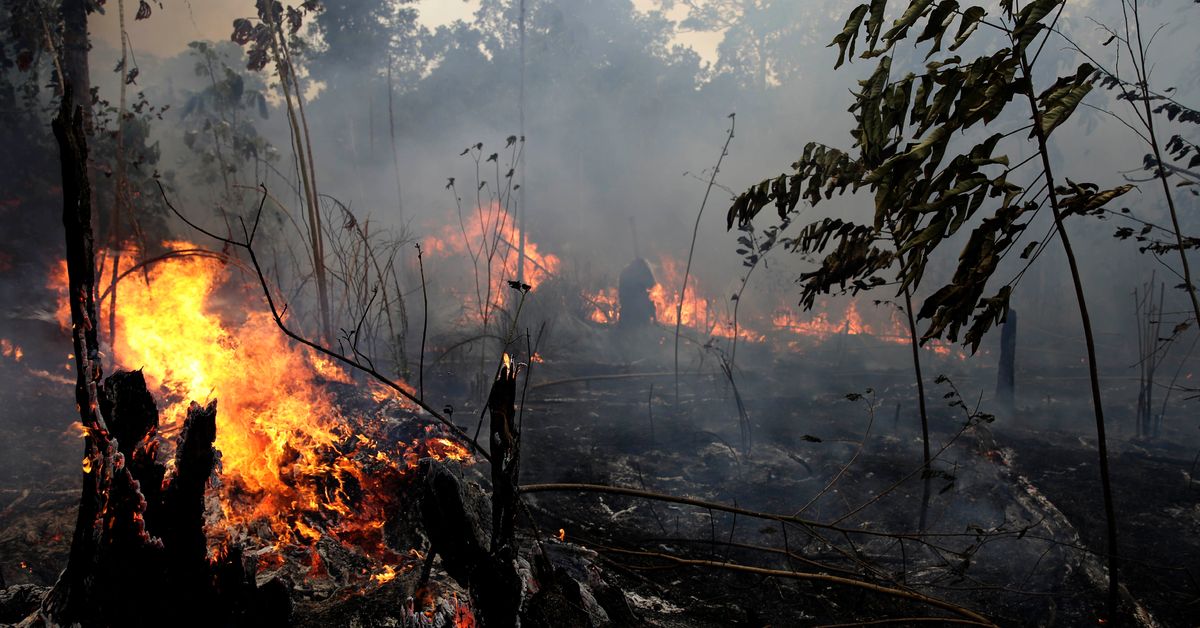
(308, 0), (424, 92)
(180, 41), (275, 198)
(658, 0), (834, 89)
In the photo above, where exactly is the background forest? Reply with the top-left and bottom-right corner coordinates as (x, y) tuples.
(2, 1), (1200, 626)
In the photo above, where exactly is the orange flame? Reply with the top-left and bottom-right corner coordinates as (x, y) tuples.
(772, 300), (967, 358)
(585, 288), (618, 324)
(423, 202), (560, 324)
(51, 242), (475, 578)
(0, 338), (22, 362)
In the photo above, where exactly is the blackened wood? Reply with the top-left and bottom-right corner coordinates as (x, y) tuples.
(100, 370), (159, 459)
(489, 360), (519, 555)
(419, 460), (521, 628)
(162, 400), (218, 585)
(996, 309), (1017, 412)
(419, 460), (491, 585)
(43, 88), (111, 627)
(58, 0), (91, 126)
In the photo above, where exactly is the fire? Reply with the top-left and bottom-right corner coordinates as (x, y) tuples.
(649, 256), (714, 330)
(0, 338), (22, 362)
(556, 528), (565, 542)
(772, 300), (967, 358)
(50, 241), (475, 579)
(587, 255), (764, 342)
(585, 288), (618, 324)
(370, 564), (398, 584)
(771, 302), (868, 338)
(423, 202), (560, 323)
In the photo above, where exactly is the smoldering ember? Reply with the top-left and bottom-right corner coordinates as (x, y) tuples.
(2, 1), (1200, 627)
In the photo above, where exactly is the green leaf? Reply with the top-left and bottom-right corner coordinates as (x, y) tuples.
(1037, 63), (1095, 137)
(916, 0), (960, 59)
(880, 0), (936, 49)
(864, 0), (889, 55)
(950, 6), (986, 51)
(1013, 0), (1062, 51)
(829, 4), (871, 69)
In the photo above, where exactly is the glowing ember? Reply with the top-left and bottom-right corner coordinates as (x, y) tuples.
(0, 338), (23, 362)
(370, 564), (398, 584)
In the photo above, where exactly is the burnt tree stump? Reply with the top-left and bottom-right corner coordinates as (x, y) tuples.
(417, 357), (524, 628)
(32, 375), (289, 627)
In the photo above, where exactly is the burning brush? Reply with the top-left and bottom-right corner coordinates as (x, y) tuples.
(49, 241), (478, 585)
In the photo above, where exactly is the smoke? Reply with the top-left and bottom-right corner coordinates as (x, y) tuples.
(3, 0), (1200, 446)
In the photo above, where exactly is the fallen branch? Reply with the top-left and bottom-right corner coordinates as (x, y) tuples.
(597, 546), (995, 626)
(816, 617), (995, 627)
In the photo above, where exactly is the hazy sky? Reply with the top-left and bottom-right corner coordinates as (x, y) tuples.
(90, 0), (721, 63)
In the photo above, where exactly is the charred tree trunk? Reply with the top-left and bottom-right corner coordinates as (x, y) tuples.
(489, 358), (519, 556)
(996, 308), (1017, 414)
(40, 371), (289, 626)
(59, 0), (91, 123)
(418, 358), (523, 627)
(39, 98), (286, 625)
(43, 89), (107, 625)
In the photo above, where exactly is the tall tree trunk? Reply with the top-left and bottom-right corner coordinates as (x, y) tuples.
(45, 87), (107, 624)
(996, 308), (1017, 414)
(1019, 50), (1120, 621)
(59, 0), (90, 124)
(903, 287), (931, 532)
(517, 0), (527, 284)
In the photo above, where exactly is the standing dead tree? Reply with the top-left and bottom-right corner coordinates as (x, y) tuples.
(675, 114), (735, 407)
(38, 90), (287, 628)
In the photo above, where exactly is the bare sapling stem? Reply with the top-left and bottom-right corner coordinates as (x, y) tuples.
(675, 114), (735, 407)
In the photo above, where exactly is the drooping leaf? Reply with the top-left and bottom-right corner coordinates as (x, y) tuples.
(950, 6), (987, 51)
(829, 3), (871, 69)
(916, 0), (960, 58)
(1037, 63), (1095, 137)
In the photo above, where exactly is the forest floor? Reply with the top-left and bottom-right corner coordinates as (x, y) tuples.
(1, 325), (1198, 626)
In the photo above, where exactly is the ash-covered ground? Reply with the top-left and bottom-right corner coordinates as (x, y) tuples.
(2, 317), (1198, 627)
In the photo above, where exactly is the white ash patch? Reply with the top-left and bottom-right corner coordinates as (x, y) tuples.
(625, 591), (685, 614)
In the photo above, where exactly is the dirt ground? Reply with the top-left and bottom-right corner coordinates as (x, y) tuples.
(2, 328), (1198, 626)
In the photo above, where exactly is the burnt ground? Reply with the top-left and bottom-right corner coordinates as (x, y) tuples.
(1, 324), (1199, 626)
(1001, 429), (1200, 627)
(506, 334), (1199, 627)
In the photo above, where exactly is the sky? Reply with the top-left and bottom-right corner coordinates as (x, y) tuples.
(90, 0), (722, 64)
